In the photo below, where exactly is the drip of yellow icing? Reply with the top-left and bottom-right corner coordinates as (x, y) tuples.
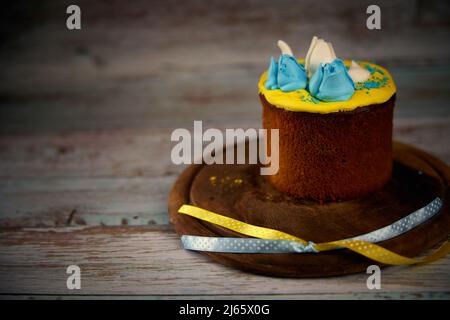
(258, 60), (396, 114)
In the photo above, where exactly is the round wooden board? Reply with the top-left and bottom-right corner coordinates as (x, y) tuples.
(168, 142), (450, 277)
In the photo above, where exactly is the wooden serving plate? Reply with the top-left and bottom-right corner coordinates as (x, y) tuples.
(168, 142), (450, 277)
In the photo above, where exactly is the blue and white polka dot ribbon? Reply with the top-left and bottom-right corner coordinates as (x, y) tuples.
(182, 236), (318, 253)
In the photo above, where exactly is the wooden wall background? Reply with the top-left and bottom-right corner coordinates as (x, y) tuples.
(0, 0), (449, 298)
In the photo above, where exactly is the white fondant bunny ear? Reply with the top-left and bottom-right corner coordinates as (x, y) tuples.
(348, 60), (371, 83)
(277, 40), (293, 56)
(305, 36), (318, 76)
(305, 36), (336, 78)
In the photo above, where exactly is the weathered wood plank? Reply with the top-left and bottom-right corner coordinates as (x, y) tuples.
(0, 1), (449, 134)
(1, 292), (449, 300)
(0, 128), (182, 179)
(394, 118), (450, 163)
(0, 227), (448, 295)
(0, 65), (449, 134)
(0, 119), (448, 179)
(0, 120), (448, 228)
(0, 177), (173, 228)
(2, 0), (450, 71)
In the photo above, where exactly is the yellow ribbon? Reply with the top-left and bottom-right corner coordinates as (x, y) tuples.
(179, 204), (450, 266)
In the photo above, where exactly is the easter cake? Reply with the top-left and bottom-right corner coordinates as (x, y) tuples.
(259, 37), (396, 201)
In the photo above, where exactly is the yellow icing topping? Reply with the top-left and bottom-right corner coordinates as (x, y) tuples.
(258, 60), (396, 114)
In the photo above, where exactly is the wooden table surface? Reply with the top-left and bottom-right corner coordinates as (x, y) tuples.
(0, 0), (449, 299)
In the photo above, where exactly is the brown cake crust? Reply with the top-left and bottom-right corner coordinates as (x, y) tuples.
(261, 94), (395, 201)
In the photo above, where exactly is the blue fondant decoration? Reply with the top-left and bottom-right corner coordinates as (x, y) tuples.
(277, 55), (307, 92)
(264, 57), (279, 90)
(264, 55), (307, 92)
(309, 59), (355, 102)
